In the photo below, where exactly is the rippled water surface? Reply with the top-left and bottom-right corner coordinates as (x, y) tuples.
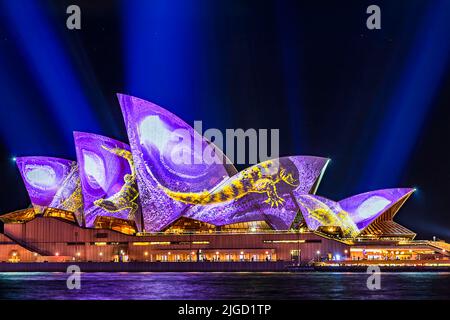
(0, 272), (449, 300)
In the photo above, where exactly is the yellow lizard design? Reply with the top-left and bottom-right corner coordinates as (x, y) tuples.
(55, 162), (83, 214)
(93, 146), (139, 220)
(296, 195), (360, 238)
(160, 160), (298, 208)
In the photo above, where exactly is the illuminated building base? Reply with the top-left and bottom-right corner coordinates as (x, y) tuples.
(0, 215), (448, 267)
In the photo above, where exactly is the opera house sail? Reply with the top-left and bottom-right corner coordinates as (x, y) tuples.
(294, 188), (415, 238)
(183, 156), (329, 230)
(74, 132), (143, 232)
(15, 156), (84, 226)
(118, 94), (236, 232)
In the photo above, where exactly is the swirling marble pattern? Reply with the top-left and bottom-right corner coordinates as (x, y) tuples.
(16, 156), (84, 226)
(74, 132), (142, 230)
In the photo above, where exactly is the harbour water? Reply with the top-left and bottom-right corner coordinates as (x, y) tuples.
(0, 272), (449, 300)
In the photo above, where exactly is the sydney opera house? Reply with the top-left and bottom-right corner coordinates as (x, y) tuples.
(0, 94), (449, 267)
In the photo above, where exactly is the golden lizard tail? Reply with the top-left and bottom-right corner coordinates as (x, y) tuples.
(160, 183), (240, 205)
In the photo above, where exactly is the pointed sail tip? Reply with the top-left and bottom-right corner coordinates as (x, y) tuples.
(116, 93), (133, 101)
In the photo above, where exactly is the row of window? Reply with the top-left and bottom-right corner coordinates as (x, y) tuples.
(66, 239), (322, 246)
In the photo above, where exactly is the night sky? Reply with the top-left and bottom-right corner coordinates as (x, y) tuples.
(0, 0), (448, 239)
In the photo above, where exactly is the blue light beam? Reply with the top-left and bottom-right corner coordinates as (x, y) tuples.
(0, 0), (100, 147)
(360, 0), (450, 189)
(0, 50), (53, 156)
(122, 0), (206, 122)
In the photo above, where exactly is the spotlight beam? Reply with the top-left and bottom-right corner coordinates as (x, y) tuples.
(360, 0), (450, 189)
(0, 0), (100, 149)
(122, 0), (206, 123)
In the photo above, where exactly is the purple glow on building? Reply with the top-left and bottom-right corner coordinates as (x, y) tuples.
(295, 194), (343, 230)
(295, 188), (415, 237)
(74, 132), (142, 230)
(338, 188), (415, 230)
(118, 94), (234, 231)
(185, 156), (329, 229)
(10, 92), (417, 238)
(16, 156), (84, 225)
(294, 194), (360, 238)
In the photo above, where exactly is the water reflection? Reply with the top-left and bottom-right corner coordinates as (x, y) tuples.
(0, 272), (449, 300)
